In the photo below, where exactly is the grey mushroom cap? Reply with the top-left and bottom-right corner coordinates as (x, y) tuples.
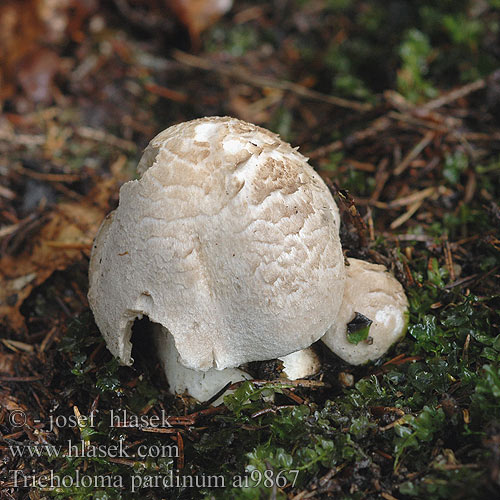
(88, 116), (345, 372)
(322, 258), (409, 365)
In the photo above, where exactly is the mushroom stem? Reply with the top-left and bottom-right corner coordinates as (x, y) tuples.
(322, 258), (409, 365)
(153, 325), (250, 403)
(154, 324), (321, 401)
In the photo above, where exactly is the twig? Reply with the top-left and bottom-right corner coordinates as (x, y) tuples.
(380, 492), (400, 500)
(390, 200), (423, 229)
(307, 117), (391, 159)
(301, 77), (489, 161)
(138, 427), (178, 434)
(186, 406), (226, 420)
(228, 378), (326, 390)
(40, 326), (58, 352)
(251, 405), (295, 419)
(75, 126), (137, 152)
(306, 140), (342, 160)
(444, 240), (456, 282)
(444, 274), (478, 289)
(0, 130), (45, 146)
(327, 180), (368, 247)
(201, 381), (232, 408)
(379, 417), (407, 432)
(388, 111), (449, 132)
(446, 131), (500, 142)
(393, 131), (435, 175)
(283, 388), (305, 405)
(108, 457), (139, 466)
(445, 265), (499, 289)
(144, 83), (188, 103)
(112, 0), (173, 31)
(438, 463), (481, 470)
(173, 50), (372, 112)
(13, 165), (81, 183)
(0, 224), (19, 239)
(370, 406), (405, 417)
(382, 354), (421, 366)
(389, 186), (437, 208)
(176, 432), (184, 469)
(0, 186), (15, 200)
(370, 158), (390, 202)
(419, 78), (486, 111)
(374, 449), (393, 460)
(44, 241), (93, 250)
(1, 339), (34, 353)
(382, 232), (435, 242)
(0, 376), (43, 382)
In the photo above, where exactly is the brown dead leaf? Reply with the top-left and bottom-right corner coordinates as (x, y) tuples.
(0, 189), (109, 333)
(0, 353), (16, 374)
(166, 0), (233, 48)
(0, 0), (97, 103)
(0, 0), (43, 101)
(0, 391), (38, 429)
(17, 48), (60, 104)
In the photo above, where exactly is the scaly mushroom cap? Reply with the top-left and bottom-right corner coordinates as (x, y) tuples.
(88, 116), (345, 371)
(322, 258), (408, 365)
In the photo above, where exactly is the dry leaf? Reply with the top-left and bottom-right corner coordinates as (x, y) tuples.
(17, 48), (60, 103)
(0, 0), (43, 101)
(0, 192), (108, 333)
(166, 0), (233, 47)
(0, 0), (96, 103)
(0, 391), (37, 428)
(0, 352), (16, 374)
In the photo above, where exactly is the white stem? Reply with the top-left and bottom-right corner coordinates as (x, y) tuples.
(279, 348), (320, 380)
(153, 325), (250, 402)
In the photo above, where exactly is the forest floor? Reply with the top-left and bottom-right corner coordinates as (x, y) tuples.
(0, 1), (499, 499)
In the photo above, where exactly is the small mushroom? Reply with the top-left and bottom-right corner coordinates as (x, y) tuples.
(88, 116), (345, 400)
(278, 347), (321, 380)
(321, 258), (409, 365)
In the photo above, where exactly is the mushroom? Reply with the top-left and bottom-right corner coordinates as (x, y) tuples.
(278, 347), (321, 380)
(153, 325), (251, 403)
(321, 258), (409, 365)
(88, 116), (345, 400)
(153, 326), (320, 402)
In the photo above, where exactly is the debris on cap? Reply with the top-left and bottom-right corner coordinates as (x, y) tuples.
(322, 258), (409, 365)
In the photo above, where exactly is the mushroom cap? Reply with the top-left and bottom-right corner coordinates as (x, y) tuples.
(88, 116), (345, 371)
(322, 258), (408, 365)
